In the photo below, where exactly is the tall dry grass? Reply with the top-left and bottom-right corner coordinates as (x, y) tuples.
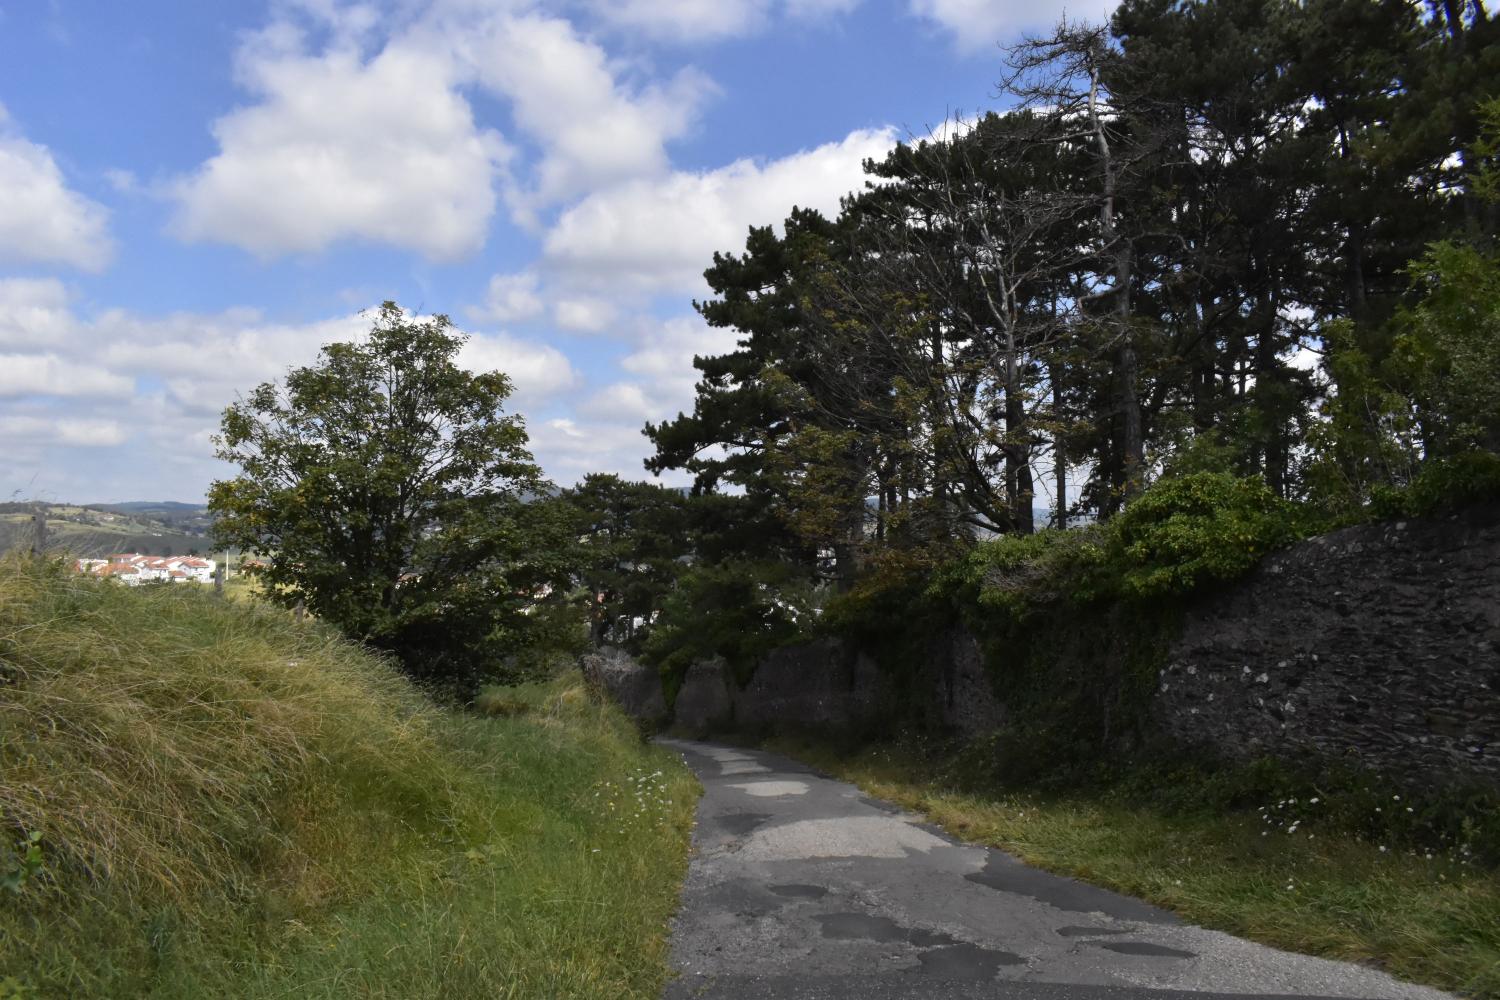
(0, 555), (697, 998)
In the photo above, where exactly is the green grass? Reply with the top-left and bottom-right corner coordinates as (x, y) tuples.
(0, 555), (699, 999)
(768, 734), (1500, 999)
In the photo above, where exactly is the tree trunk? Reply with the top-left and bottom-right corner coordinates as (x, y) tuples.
(1051, 360), (1068, 530)
(1005, 385), (1034, 535)
(1090, 61), (1143, 504)
(1254, 286), (1287, 496)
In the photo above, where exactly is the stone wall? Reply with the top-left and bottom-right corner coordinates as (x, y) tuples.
(589, 503), (1499, 790)
(580, 646), (668, 727)
(586, 629), (1004, 736)
(672, 657), (736, 732)
(1157, 503), (1500, 787)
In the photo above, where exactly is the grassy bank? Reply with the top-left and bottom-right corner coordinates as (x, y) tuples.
(768, 734), (1500, 999)
(0, 556), (698, 999)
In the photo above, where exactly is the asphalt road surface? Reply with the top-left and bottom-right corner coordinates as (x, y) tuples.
(659, 740), (1452, 1000)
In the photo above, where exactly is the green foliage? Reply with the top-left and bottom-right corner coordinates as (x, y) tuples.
(0, 978), (34, 1000)
(1370, 450), (1500, 520)
(819, 474), (1305, 774)
(563, 475), (689, 650)
(1303, 317), (1425, 512)
(1108, 473), (1308, 600)
(1388, 241), (1500, 456)
(931, 526), (1113, 620)
(1468, 96), (1500, 207)
(931, 473), (1306, 623)
(821, 548), (948, 648)
(1309, 238), (1500, 512)
(642, 559), (813, 696)
(0, 830), (43, 895)
(209, 302), (566, 692)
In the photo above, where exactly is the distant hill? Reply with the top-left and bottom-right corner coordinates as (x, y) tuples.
(94, 501), (207, 514)
(92, 501), (213, 535)
(0, 501), (215, 558)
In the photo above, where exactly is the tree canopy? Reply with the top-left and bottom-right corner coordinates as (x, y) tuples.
(645, 0), (1499, 586)
(209, 302), (569, 690)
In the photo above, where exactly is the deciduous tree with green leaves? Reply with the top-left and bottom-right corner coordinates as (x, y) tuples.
(209, 302), (565, 691)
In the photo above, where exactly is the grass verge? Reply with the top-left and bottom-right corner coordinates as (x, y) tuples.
(0, 555), (698, 999)
(767, 733), (1500, 999)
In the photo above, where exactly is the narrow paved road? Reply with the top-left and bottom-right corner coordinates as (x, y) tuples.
(659, 740), (1452, 1000)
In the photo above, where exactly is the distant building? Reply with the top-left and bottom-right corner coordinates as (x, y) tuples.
(77, 553), (216, 586)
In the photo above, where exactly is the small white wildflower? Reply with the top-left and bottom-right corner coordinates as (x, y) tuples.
(1379, 846), (1387, 853)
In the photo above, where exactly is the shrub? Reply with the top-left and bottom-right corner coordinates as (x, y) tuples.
(821, 548), (946, 646)
(930, 525), (1112, 619)
(1372, 450), (1500, 520)
(1107, 472), (1307, 600)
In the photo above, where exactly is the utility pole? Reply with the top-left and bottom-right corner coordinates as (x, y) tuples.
(29, 507), (47, 559)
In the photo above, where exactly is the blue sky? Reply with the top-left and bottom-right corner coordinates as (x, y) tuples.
(0, 0), (1110, 503)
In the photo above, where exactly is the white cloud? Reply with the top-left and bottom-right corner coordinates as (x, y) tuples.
(578, 381), (655, 420)
(0, 415), (127, 448)
(171, 33), (509, 259)
(619, 314), (740, 404)
(473, 271), (545, 323)
(462, 13), (715, 211)
(553, 296), (617, 333)
(785, 0), (863, 16)
(94, 309), (369, 415)
(584, 0), (772, 41)
(526, 416), (660, 481)
(0, 104), (113, 271)
(170, 4), (718, 253)
(458, 331), (578, 404)
(910, 0), (1117, 51)
(0, 354), (133, 399)
(0, 278), (75, 349)
(543, 127), (897, 296)
(584, 0), (863, 40)
(103, 168), (140, 195)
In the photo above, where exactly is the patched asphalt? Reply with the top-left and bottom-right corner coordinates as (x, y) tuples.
(659, 740), (1452, 1000)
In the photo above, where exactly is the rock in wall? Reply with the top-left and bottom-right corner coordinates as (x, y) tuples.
(581, 646), (668, 727)
(589, 631), (998, 736)
(726, 641), (870, 728)
(672, 657), (736, 733)
(1157, 503), (1500, 788)
(921, 628), (1006, 735)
